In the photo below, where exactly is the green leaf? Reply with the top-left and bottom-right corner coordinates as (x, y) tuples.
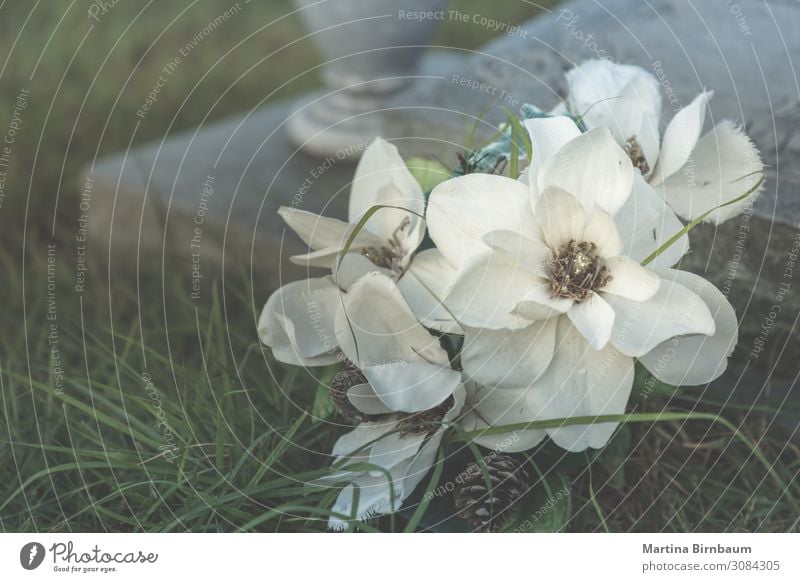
(503, 108), (532, 178)
(311, 383), (334, 422)
(467, 105), (506, 152)
(404, 446), (445, 532)
(587, 461), (609, 532)
(406, 157), (451, 192)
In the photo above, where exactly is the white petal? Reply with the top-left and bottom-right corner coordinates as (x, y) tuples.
(335, 272), (449, 368)
(349, 137), (425, 244)
(331, 252), (393, 291)
(328, 469), (406, 530)
(639, 269), (738, 385)
(443, 249), (541, 330)
(657, 120), (764, 225)
(258, 277), (341, 366)
(601, 256), (661, 301)
(523, 116), (582, 185)
(362, 361), (462, 413)
(401, 434), (443, 498)
(537, 127), (634, 215)
(401, 387), (464, 495)
(567, 61), (662, 172)
(397, 249), (462, 334)
(606, 277), (716, 357)
(427, 173), (536, 268)
(567, 293), (615, 350)
(513, 280), (574, 321)
(482, 229), (551, 277)
(613, 75), (662, 173)
(347, 383), (394, 415)
(288, 247), (341, 269)
(614, 173), (690, 268)
(534, 186), (585, 250)
(364, 181), (426, 253)
(461, 384), (547, 453)
(368, 430), (427, 473)
(278, 206), (377, 253)
(332, 420), (397, 460)
(566, 60), (661, 125)
(650, 91), (713, 185)
(582, 209), (622, 258)
(461, 317), (558, 388)
(548, 101), (569, 116)
(526, 317), (635, 452)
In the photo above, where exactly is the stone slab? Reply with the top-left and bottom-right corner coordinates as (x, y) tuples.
(84, 52), (473, 292)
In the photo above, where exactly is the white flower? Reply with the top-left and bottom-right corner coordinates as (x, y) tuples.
(313, 272), (463, 529)
(566, 59), (764, 225)
(323, 387), (464, 530)
(335, 272), (462, 414)
(281, 137), (424, 278)
(460, 269), (736, 452)
(258, 138), (458, 365)
(428, 124), (736, 451)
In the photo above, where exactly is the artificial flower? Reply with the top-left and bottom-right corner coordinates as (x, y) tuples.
(280, 137), (424, 278)
(428, 123), (734, 451)
(258, 137), (458, 365)
(565, 59), (764, 225)
(324, 387), (464, 530)
(315, 272), (463, 528)
(335, 272), (462, 413)
(461, 264), (738, 452)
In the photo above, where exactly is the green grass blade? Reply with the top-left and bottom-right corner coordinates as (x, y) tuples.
(403, 445), (445, 532)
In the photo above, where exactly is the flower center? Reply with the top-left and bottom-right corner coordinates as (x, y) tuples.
(548, 240), (611, 302)
(625, 136), (650, 175)
(396, 395), (454, 436)
(361, 216), (411, 274)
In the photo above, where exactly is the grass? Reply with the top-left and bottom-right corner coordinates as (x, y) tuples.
(0, 0), (798, 532)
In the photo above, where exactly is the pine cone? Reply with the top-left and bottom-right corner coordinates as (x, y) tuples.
(453, 454), (529, 531)
(329, 362), (368, 421)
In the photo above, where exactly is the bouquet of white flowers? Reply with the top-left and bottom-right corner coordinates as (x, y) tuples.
(258, 60), (764, 531)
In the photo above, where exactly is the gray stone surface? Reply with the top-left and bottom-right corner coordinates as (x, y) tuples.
(86, 0), (800, 388)
(84, 52), (470, 293)
(287, 0), (448, 157)
(87, 98), (352, 290)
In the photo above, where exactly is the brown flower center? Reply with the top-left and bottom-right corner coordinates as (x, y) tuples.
(548, 240), (611, 302)
(361, 216), (411, 273)
(396, 395), (454, 436)
(625, 136), (650, 175)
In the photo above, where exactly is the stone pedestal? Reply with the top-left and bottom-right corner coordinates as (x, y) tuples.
(287, 0), (448, 157)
